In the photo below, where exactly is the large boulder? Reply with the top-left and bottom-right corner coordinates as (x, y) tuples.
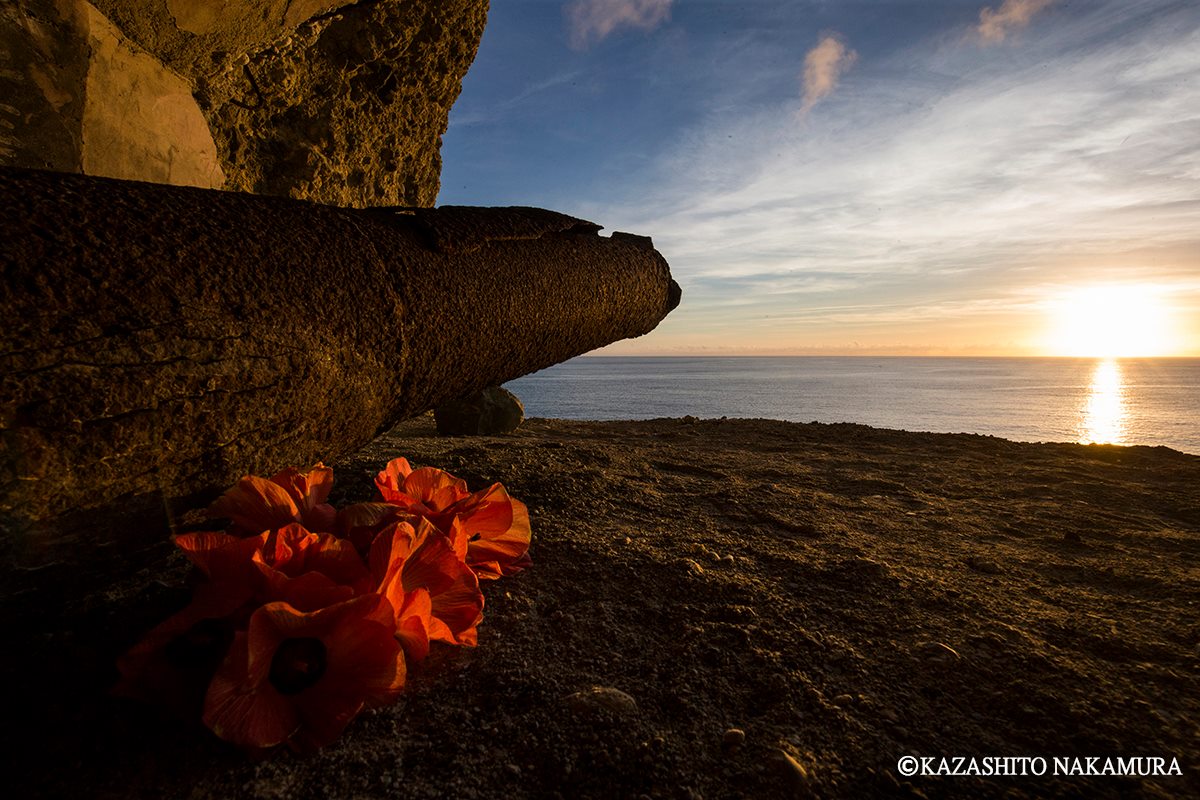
(0, 0), (486, 205)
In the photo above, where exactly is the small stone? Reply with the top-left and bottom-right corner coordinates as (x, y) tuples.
(880, 708), (900, 723)
(846, 556), (889, 578)
(685, 559), (705, 576)
(772, 749), (810, 791)
(832, 693), (854, 707)
(565, 686), (639, 717)
(966, 556), (1002, 574)
(722, 728), (746, 751)
(505, 764), (521, 776)
(721, 554), (735, 566)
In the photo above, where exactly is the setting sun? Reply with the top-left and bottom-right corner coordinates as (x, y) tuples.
(1045, 285), (1176, 358)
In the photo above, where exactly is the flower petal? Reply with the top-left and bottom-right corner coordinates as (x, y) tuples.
(398, 520), (461, 597)
(370, 520), (483, 647)
(426, 564), (483, 646)
(402, 466), (468, 507)
(395, 588), (432, 663)
(174, 531), (262, 580)
(374, 457), (414, 502)
(271, 464), (334, 509)
(465, 496), (533, 580)
(337, 502), (410, 555)
(208, 475), (300, 533)
(114, 604), (237, 721)
(203, 631), (300, 750)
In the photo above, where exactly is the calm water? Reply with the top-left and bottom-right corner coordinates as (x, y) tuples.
(505, 357), (1200, 455)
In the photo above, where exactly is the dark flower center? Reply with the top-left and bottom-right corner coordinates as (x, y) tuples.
(165, 618), (234, 670)
(269, 637), (328, 695)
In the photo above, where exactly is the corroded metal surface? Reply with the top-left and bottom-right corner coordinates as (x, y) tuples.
(0, 167), (679, 562)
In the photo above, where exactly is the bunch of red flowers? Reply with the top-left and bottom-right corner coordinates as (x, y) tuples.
(115, 458), (531, 753)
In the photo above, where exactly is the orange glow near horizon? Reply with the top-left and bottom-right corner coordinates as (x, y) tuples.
(1044, 285), (1176, 358)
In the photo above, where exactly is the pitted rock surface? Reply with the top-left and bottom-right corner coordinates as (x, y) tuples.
(0, 0), (487, 206)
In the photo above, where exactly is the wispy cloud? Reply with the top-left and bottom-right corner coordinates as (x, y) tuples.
(800, 34), (857, 114)
(566, 0), (673, 50)
(977, 0), (1056, 44)
(580, 2), (1200, 354)
(449, 71), (582, 129)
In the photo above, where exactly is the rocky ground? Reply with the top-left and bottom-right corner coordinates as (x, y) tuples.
(8, 415), (1199, 798)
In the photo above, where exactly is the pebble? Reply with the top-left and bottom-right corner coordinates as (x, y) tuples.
(722, 728), (746, 751)
(564, 686), (639, 717)
(772, 749), (810, 791)
(684, 559), (705, 576)
(966, 556), (1002, 574)
(832, 693), (854, 707)
(847, 556), (889, 578)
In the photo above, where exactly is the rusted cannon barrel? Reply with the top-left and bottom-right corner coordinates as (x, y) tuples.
(0, 166), (679, 565)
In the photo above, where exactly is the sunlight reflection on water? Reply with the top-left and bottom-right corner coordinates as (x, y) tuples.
(1079, 359), (1126, 445)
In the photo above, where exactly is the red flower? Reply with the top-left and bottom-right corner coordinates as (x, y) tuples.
(375, 458), (531, 580)
(115, 525), (367, 714)
(113, 601), (239, 721)
(202, 595), (404, 752)
(251, 524), (372, 611)
(176, 525), (371, 613)
(208, 464), (336, 535)
(119, 454), (522, 753)
(369, 519), (484, 647)
(113, 531), (264, 714)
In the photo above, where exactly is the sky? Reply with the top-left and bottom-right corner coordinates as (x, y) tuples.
(438, 0), (1200, 356)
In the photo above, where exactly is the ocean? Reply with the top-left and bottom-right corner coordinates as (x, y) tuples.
(505, 357), (1200, 455)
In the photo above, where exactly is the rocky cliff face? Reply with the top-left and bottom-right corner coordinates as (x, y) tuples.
(0, 0), (487, 206)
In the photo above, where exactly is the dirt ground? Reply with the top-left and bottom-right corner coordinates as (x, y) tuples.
(8, 415), (1199, 798)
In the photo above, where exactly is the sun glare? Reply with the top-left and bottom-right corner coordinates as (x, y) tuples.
(1046, 285), (1175, 358)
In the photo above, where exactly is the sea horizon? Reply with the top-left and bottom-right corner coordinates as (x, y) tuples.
(506, 355), (1200, 455)
(581, 354), (1200, 359)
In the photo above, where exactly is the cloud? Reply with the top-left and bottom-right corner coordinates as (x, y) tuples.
(977, 0), (1056, 43)
(566, 0), (673, 50)
(574, 2), (1200, 353)
(800, 34), (857, 114)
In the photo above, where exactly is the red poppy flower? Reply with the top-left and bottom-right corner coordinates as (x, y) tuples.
(208, 464), (336, 535)
(113, 599), (240, 721)
(369, 519), (484, 647)
(202, 595), (404, 752)
(175, 525), (371, 613)
(375, 458), (531, 580)
(251, 524), (372, 611)
(114, 531), (264, 713)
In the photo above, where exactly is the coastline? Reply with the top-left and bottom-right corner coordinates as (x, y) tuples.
(9, 415), (1199, 798)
